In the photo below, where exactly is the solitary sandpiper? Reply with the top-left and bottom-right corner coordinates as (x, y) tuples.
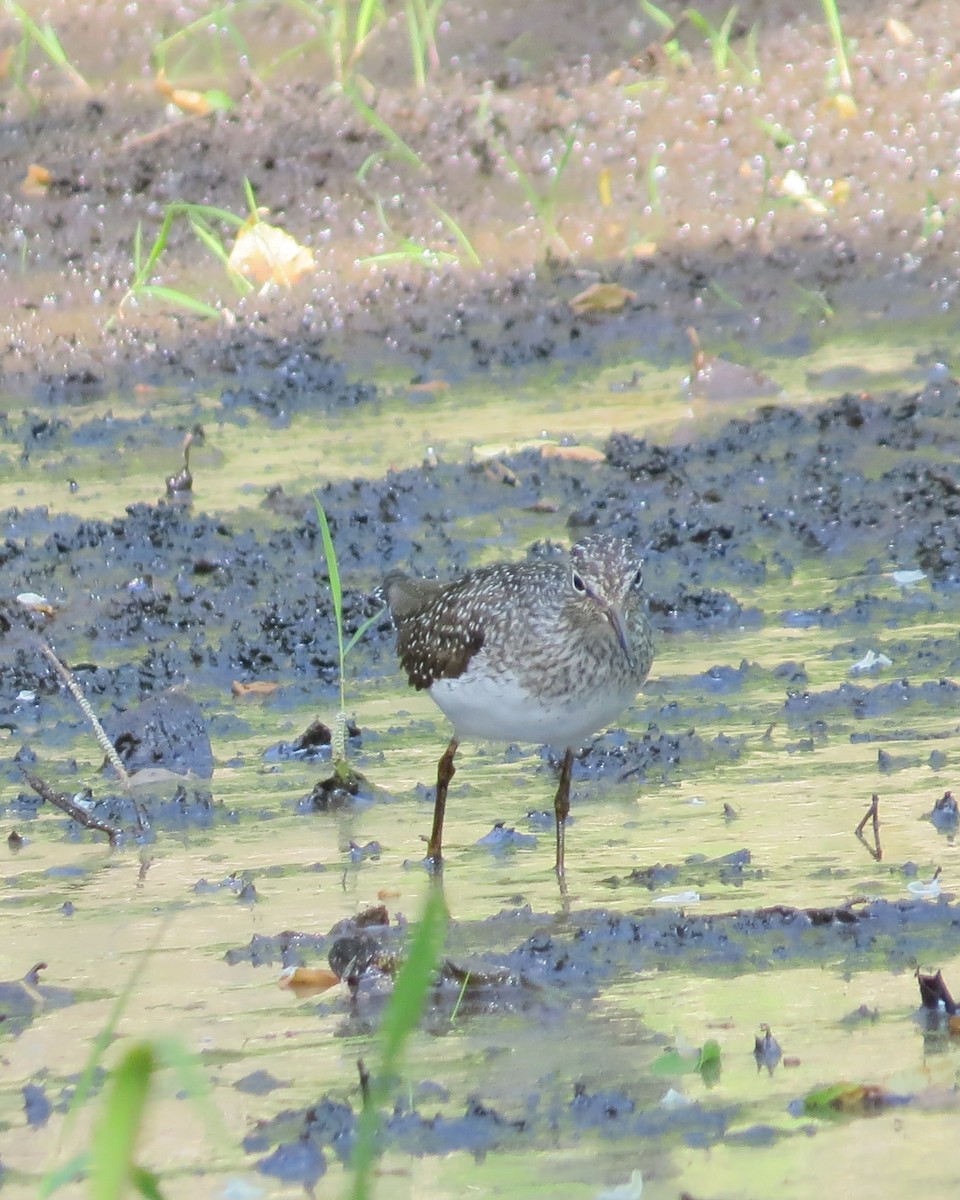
(383, 534), (654, 878)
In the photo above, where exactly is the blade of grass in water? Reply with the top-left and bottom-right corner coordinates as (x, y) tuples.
(348, 886), (447, 1200)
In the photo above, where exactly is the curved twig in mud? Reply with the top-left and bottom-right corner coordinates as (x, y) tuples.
(23, 773), (121, 845)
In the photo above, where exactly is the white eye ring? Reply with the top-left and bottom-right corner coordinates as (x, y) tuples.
(571, 570), (587, 594)
(631, 566), (644, 589)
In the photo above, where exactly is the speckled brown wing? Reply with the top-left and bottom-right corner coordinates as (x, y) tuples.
(383, 571), (485, 690)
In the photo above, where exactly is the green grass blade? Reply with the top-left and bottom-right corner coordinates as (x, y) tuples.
(243, 177), (259, 217)
(429, 202), (481, 266)
(189, 216), (230, 266)
(348, 886), (447, 1200)
(405, 0), (426, 89)
(345, 84), (425, 172)
(137, 285), (221, 319)
(639, 0), (675, 32)
(89, 1042), (157, 1200)
(343, 606), (386, 657)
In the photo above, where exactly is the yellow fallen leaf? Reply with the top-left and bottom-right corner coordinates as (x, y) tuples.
(885, 17), (913, 46)
(278, 966), (340, 997)
(540, 444), (606, 463)
(407, 379), (450, 394)
(569, 281), (638, 315)
(829, 92), (858, 119)
(231, 680), (280, 698)
(629, 240), (658, 259)
(228, 214), (316, 289)
(598, 167), (613, 208)
(21, 164), (52, 196)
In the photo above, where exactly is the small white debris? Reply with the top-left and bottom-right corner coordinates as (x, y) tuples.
(907, 875), (941, 900)
(596, 1169), (644, 1200)
(16, 690), (36, 703)
(849, 650), (893, 675)
(889, 570), (926, 586)
(660, 1087), (692, 1109)
(16, 592), (50, 610)
(652, 890), (701, 905)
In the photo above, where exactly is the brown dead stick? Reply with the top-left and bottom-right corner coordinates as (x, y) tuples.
(855, 792), (882, 862)
(856, 792), (881, 836)
(24, 773), (120, 845)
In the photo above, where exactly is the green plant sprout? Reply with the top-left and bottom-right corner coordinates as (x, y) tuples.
(820, 0), (853, 95)
(405, 0), (446, 88)
(278, 0), (386, 90)
(638, 0), (693, 71)
(498, 129), (578, 257)
(349, 84), (427, 177)
(919, 191), (956, 242)
(152, 1), (249, 82)
(117, 198), (253, 320)
(314, 497), (384, 772)
(358, 195), (478, 268)
(40, 923), (223, 1200)
(348, 886), (447, 1200)
(684, 6), (755, 82)
(2, 2), (88, 97)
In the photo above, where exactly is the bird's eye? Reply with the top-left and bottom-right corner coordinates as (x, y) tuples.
(571, 570), (587, 594)
(631, 566), (644, 589)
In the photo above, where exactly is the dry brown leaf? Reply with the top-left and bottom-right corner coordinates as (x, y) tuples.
(407, 379), (450, 394)
(629, 241), (658, 260)
(21, 164), (52, 196)
(482, 460), (519, 486)
(570, 281), (638, 315)
(278, 966), (340, 998)
(154, 68), (212, 115)
(231, 680), (280, 698)
(886, 17), (913, 45)
(228, 214), (316, 289)
(540, 444), (606, 463)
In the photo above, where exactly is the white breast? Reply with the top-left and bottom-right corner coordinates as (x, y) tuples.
(428, 664), (637, 748)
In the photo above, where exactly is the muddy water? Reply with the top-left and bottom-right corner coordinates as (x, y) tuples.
(7, 0), (960, 1192)
(5, 357), (960, 1200)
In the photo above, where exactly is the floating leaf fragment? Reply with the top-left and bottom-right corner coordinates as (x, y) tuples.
(779, 168), (830, 215)
(407, 379), (450, 395)
(21, 164), (52, 196)
(829, 92), (858, 118)
(17, 592), (56, 616)
(652, 890), (700, 905)
(228, 214), (316, 290)
(886, 17), (913, 45)
(155, 69), (233, 115)
(232, 680), (280, 698)
(803, 1082), (904, 1115)
(278, 966), (341, 998)
(907, 868), (942, 900)
(598, 167), (613, 208)
(570, 281), (638, 315)
(596, 1169), (643, 1200)
(540, 444), (606, 463)
(889, 569), (926, 587)
(849, 649), (892, 675)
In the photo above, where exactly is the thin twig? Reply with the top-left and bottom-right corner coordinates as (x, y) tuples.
(855, 792), (882, 861)
(24, 773), (121, 845)
(35, 639), (130, 786)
